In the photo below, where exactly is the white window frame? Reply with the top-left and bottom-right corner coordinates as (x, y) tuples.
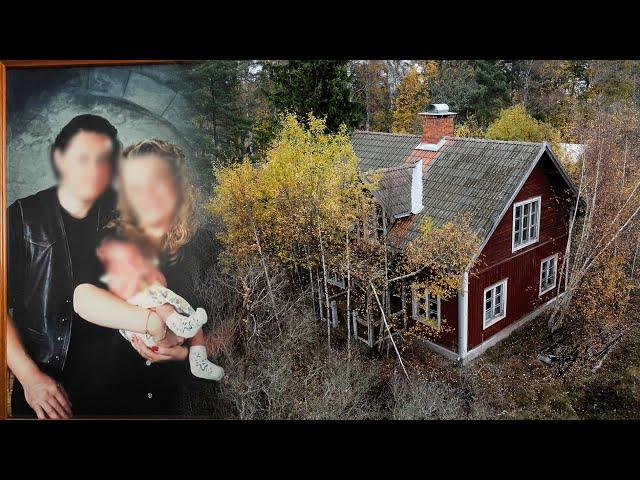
(539, 254), (558, 296)
(512, 196), (541, 252)
(483, 278), (508, 329)
(326, 270), (345, 289)
(352, 310), (373, 347)
(411, 286), (441, 327)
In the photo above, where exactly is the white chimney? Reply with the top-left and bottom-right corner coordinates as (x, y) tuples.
(411, 159), (423, 214)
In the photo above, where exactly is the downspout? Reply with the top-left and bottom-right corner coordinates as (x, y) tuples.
(457, 267), (470, 362)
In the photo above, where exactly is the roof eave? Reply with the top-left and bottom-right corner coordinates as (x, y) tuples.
(542, 141), (580, 199)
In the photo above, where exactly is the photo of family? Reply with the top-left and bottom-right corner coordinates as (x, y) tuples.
(4, 60), (640, 421)
(6, 62), (226, 417)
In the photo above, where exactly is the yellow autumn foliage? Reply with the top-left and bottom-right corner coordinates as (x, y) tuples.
(404, 214), (480, 302)
(486, 104), (562, 144)
(210, 113), (375, 272)
(391, 62), (437, 134)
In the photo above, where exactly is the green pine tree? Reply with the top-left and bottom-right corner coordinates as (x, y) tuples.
(257, 60), (365, 150)
(183, 60), (254, 176)
(429, 60), (511, 126)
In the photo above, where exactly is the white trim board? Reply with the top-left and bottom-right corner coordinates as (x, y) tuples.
(457, 269), (469, 358)
(414, 337), (460, 362)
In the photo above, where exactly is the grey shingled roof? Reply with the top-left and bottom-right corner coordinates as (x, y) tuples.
(396, 137), (546, 249)
(349, 132), (567, 251)
(351, 130), (420, 172)
(363, 164), (414, 219)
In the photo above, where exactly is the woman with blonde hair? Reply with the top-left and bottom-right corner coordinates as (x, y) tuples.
(73, 139), (221, 416)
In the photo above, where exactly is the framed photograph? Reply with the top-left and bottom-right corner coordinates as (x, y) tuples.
(1, 59), (211, 419)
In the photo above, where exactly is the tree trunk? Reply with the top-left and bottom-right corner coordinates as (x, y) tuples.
(250, 215), (279, 324)
(317, 216), (331, 350)
(209, 76), (219, 164)
(316, 266), (325, 324)
(306, 246), (316, 313)
(370, 281), (410, 381)
(346, 231), (352, 361)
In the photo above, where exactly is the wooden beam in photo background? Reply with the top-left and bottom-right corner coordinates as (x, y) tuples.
(1, 61), (7, 420)
(1, 60), (188, 68)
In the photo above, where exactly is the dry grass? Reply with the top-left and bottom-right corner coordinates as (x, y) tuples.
(176, 291), (640, 419)
(460, 313), (640, 419)
(175, 205), (640, 419)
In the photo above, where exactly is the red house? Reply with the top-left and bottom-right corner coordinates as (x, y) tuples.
(344, 104), (578, 363)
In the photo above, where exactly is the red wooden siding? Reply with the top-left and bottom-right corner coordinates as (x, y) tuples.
(467, 153), (572, 350)
(436, 295), (458, 352)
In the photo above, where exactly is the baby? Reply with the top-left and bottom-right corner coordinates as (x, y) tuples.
(96, 233), (224, 381)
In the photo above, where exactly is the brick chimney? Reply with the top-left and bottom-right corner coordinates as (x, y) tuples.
(418, 103), (456, 146)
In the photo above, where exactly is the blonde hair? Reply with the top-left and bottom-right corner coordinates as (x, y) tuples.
(111, 139), (198, 262)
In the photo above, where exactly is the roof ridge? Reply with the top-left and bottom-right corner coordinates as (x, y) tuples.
(353, 130), (421, 138)
(365, 163), (414, 174)
(444, 136), (545, 147)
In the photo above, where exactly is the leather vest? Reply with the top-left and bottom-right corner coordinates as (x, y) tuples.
(9, 186), (117, 375)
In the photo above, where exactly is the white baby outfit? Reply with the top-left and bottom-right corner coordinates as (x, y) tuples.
(100, 276), (224, 381)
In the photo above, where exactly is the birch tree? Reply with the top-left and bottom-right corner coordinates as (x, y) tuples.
(547, 101), (640, 374)
(210, 113), (375, 348)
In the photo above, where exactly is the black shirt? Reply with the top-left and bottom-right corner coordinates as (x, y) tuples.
(57, 201), (125, 415)
(108, 228), (222, 417)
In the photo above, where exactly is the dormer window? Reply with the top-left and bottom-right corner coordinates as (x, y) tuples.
(512, 196), (541, 252)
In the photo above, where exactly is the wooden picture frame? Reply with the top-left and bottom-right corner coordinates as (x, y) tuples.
(0, 60), (180, 420)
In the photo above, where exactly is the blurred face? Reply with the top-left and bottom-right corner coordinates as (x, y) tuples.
(54, 131), (114, 202)
(120, 154), (180, 232)
(96, 239), (160, 299)
(97, 240), (148, 277)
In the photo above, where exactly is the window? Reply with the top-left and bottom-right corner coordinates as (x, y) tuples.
(483, 279), (507, 329)
(512, 196), (541, 251)
(352, 310), (374, 347)
(540, 254), (558, 296)
(412, 287), (441, 327)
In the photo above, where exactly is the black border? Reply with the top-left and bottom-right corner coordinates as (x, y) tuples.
(1, 10), (638, 60)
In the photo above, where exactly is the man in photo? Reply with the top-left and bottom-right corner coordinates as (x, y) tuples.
(7, 114), (122, 418)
